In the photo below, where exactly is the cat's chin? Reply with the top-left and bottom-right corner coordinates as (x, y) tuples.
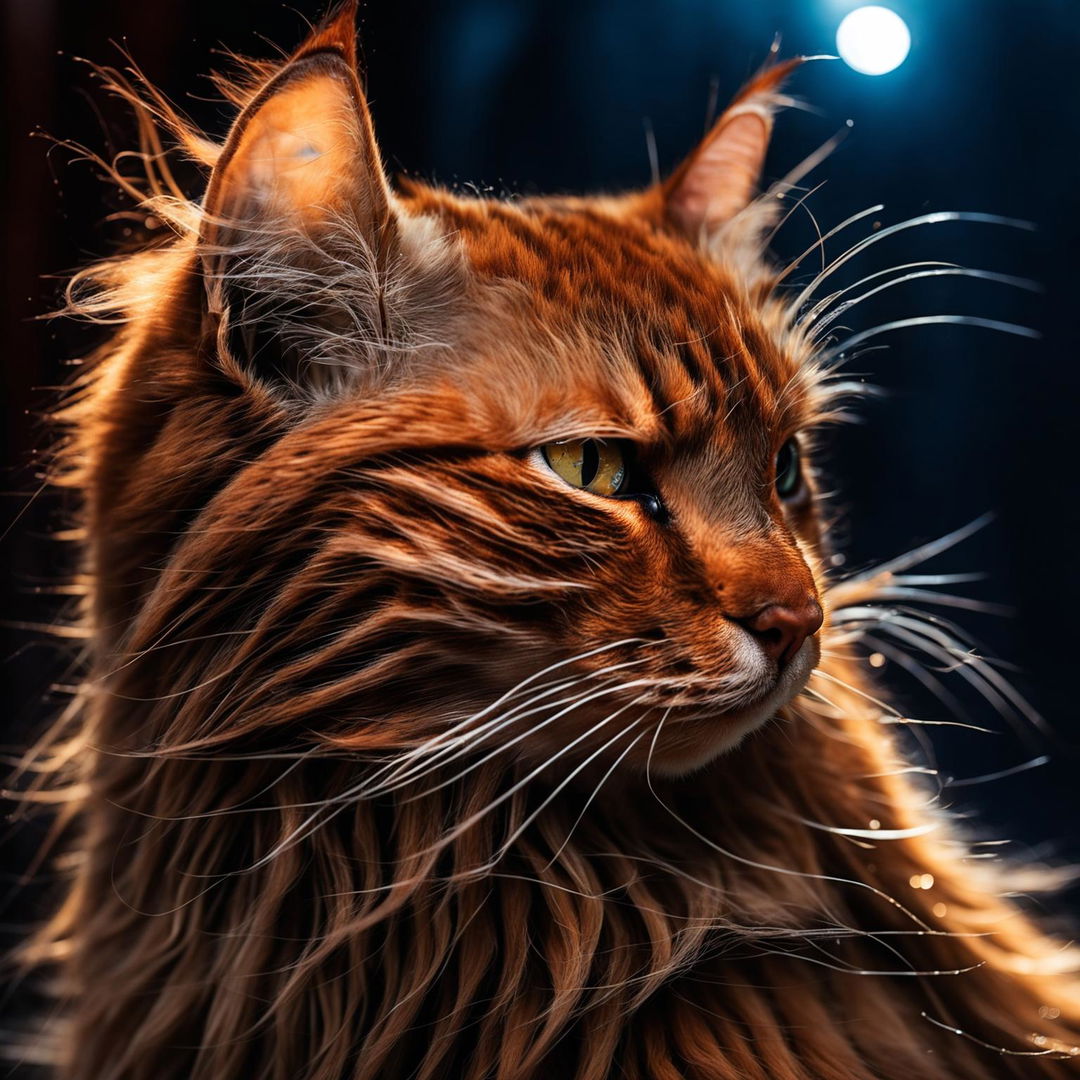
(641, 639), (819, 779)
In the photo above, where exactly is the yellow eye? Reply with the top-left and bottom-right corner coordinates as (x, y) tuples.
(541, 439), (627, 497)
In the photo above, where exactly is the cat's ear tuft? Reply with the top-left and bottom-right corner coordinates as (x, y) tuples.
(663, 57), (802, 241)
(294, 0), (361, 68)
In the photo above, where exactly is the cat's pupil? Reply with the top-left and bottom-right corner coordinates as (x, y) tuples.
(580, 441), (600, 487)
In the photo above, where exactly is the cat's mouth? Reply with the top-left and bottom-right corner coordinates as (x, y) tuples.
(638, 634), (820, 777)
(505, 630), (819, 778)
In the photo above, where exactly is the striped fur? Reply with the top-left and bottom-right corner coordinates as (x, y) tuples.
(14, 6), (1080, 1078)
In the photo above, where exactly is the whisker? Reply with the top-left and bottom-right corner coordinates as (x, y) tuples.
(797, 259), (957, 329)
(773, 203), (884, 288)
(880, 716), (998, 734)
(388, 679), (658, 804)
(858, 633), (970, 722)
(851, 614), (1046, 739)
(888, 571), (988, 586)
(844, 587), (1012, 616)
(920, 1011), (1067, 1058)
(407, 703), (652, 870)
(761, 179), (828, 251)
(947, 755), (1050, 789)
(826, 514), (994, 607)
(810, 666), (995, 734)
(764, 122), (851, 211)
(363, 640), (654, 788)
(819, 314), (1039, 363)
(541, 726), (648, 871)
(489, 714), (648, 864)
(757, 946), (983, 979)
(369, 656), (650, 791)
(808, 266), (1039, 340)
(770, 807), (937, 841)
(788, 210), (1034, 314)
(644, 709), (934, 933)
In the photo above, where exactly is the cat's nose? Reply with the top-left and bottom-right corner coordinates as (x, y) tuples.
(739, 600), (823, 669)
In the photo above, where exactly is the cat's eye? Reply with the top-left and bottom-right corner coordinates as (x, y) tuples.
(775, 438), (803, 500)
(541, 439), (628, 497)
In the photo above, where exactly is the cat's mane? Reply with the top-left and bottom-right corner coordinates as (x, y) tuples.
(12, 10), (1080, 1080)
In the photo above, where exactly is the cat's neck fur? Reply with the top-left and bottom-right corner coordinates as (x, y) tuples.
(37, 493), (1080, 1078)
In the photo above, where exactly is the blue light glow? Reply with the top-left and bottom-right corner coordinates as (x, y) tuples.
(836, 6), (911, 76)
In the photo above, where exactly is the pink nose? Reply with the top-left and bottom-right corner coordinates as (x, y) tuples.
(740, 601), (823, 669)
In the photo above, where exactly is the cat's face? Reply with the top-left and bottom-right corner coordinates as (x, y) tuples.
(106, 19), (829, 776)
(365, 189), (827, 774)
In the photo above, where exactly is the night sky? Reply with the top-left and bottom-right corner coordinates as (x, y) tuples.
(3, 0), (1078, 988)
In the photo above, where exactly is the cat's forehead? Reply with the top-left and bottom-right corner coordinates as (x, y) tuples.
(402, 186), (809, 445)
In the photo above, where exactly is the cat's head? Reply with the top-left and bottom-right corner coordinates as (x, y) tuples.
(83, 6), (842, 777)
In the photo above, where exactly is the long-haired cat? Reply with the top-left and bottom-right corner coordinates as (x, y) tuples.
(14, 4), (1080, 1077)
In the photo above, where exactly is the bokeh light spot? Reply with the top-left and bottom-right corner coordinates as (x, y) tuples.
(836, 6), (911, 76)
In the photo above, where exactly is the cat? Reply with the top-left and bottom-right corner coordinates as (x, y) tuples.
(15, 3), (1080, 1077)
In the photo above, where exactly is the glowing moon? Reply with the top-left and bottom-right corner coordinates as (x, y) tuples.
(836, 6), (911, 76)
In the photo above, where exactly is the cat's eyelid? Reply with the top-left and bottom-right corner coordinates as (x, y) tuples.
(522, 432), (648, 459)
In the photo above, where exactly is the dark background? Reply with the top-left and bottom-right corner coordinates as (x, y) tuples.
(2, 0), (1078, 1020)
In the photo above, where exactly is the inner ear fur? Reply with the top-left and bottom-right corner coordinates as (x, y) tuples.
(661, 57), (803, 241)
(198, 3), (397, 385)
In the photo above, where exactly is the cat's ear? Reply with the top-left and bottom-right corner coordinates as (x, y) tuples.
(662, 58), (801, 240)
(198, 2), (395, 386)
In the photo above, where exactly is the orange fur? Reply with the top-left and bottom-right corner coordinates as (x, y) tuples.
(13, 6), (1080, 1078)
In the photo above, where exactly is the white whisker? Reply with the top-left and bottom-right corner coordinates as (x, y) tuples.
(541, 726), (648, 871)
(644, 709), (934, 932)
(394, 679), (658, 804)
(808, 266), (1039, 340)
(362, 639), (655, 788)
(416, 702), (651, 863)
(773, 204), (884, 288)
(797, 259), (957, 329)
(789, 210), (1033, 314)
(947, 755), (1050, 789)
(820, 314), (1038, 362)
(771, 807), (937, 841)
(370, 655), (650, 791)
(920, 1011), (1065, 1058)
